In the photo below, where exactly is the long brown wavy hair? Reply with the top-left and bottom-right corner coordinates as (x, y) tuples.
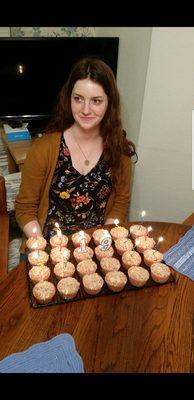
(45, 56), (137, 188)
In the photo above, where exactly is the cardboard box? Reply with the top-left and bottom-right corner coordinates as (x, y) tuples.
(3, 124), (31, 142)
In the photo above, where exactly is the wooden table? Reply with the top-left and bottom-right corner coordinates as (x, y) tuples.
(0, 221), (194, 373)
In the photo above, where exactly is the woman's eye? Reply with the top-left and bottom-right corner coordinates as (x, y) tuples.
(74, 96), (82, 102)
(92, 99), (102, 105)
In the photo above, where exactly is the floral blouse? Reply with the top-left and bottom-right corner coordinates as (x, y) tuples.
(43, 133), (112, 240)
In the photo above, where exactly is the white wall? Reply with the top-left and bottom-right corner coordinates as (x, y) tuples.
(130, 27), (194, 223)
(95, 27), (152, 145)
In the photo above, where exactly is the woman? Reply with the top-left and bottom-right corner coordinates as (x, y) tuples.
(15, 56), (137, 255)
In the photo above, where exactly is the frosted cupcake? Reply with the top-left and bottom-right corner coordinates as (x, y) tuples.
(71, 231), (91, 248)
(50, 234), (68, 248)
(82, 272), (104, 295)
(76, 259), (97, 278)
(114, 237), (133, 256)
(57, 277), (80, 300)
(28, 265), (51, 284)
(105, 271), (127, 292)
(122, 250), (142, 270)
(100, 256), (121, 275)
(150, 262), (171, 283)
(129, 224), (148, 240)
(32, 281), (56, 304)
(135, 236), (156, 253)
(53, 261), (75, 280)
(92, 229), (111, 246)
(50, 246), (71, 265)
(26, 236), (47, 251)
(94, 245), (114, 261)
(143, 249), (163, 267)
(110, 226), (128, 241)
(28, 250), (49, 266)
(128, 266), (150, 287)
(73, 246), (94, 263)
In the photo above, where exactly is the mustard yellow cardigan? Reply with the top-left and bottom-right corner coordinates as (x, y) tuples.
(15, 131), (132, 252)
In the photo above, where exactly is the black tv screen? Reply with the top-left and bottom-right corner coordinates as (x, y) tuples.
(0, 37), (119, 129)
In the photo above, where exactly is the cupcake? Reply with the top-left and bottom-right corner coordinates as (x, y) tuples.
(26, 236), (47, 251)
(71, 231), (91, 248)
(105, 271), (127, 292)
(53, 261), (75, 280)
(82, 273), (104, 295)
(50, 246), (71, 265)
(114, 237), (133, 256)
(32, 281), (56, 304)
(94, 245), (114, 261)
(143, 249), (163, 267)
(100, 256), (121, 275)
(92, 229), (111, 246)
(122, 250), (142, 270)
(57, 277), (80, 300)
(150, 262), (171, 283)
(73, 246), (94, 263)
(28, 250), (49, 266)
(128, 266), (150, 287)
(50, 234), (68, 248)
(28, 265), (51, 284)
(110, 226), (129, 241)
(129, 224), (148, 240)
(135, 236), (156, 253)
(76, 259), (97, 278)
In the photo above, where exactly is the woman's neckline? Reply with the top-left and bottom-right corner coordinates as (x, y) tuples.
(62, 131), (103, 177)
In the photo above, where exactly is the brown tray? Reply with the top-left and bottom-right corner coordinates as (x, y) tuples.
(25, 232), (175, 308)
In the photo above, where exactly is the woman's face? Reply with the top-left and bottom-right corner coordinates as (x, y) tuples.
(71, 78), (108, 130)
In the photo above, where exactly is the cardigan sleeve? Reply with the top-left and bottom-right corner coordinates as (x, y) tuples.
(15, 137), (50, 230)
(105, 156), (132, 223)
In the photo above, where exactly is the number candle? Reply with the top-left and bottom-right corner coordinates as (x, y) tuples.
(78, 231), (87, 253)
(99, 230), (112, 251)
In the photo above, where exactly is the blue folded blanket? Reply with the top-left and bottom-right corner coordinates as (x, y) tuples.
(0, 333), (84, 373)
(163, 226), (194, 281)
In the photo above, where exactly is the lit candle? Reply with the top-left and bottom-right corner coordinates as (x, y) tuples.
(147, 226), (152, 236)
(114, 219), (119, 227)
(155, 236), (164, 250)
(78, 231), (87, 253)
(140, 210), (146, 224)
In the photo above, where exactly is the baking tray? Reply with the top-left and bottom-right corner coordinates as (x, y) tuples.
(25, 232), (175, 308)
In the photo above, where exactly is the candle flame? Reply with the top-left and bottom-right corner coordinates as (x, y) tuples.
(147, 226), (152, 233)
(141, 210), (146, 218)
(158, 236), (164, 243)
(114, 219), (119, 226)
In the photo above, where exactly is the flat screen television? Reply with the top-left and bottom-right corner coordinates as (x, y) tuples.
(0, 37), (119, 134)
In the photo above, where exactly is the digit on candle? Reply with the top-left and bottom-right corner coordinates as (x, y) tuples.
(79, 231), (87, 253)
